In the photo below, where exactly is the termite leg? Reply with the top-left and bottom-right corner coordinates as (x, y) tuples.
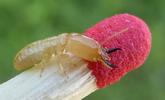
(39, 67), (44, 77)
(106, 48), (122, 54)
(59, 62), (69, 80)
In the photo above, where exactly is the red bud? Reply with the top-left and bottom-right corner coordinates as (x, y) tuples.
(84, 13), (151, 88)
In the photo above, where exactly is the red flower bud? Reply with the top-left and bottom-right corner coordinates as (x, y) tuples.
(84, 13), (151, 88)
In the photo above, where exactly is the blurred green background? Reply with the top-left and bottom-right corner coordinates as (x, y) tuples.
(0, 0), (164, 100)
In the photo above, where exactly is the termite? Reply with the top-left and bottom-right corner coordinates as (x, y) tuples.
(14, 33), (121, 70)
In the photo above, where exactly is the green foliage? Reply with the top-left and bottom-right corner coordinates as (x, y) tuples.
(0, 0), (164, 100)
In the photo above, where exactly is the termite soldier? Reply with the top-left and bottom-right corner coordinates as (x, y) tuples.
(14, 33), (121, 70)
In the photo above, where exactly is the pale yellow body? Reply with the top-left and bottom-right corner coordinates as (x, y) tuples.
(14, 33), (101, 70)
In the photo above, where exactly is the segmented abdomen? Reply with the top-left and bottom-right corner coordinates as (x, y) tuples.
(14, 33), (68, 70)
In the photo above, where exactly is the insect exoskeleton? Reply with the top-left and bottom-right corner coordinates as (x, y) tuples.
(14, 33), (121, 70)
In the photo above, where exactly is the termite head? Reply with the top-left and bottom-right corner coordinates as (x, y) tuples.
(65, 34), (122, 69)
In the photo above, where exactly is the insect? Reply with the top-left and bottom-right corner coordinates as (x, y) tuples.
(14, 33), (121, 70)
